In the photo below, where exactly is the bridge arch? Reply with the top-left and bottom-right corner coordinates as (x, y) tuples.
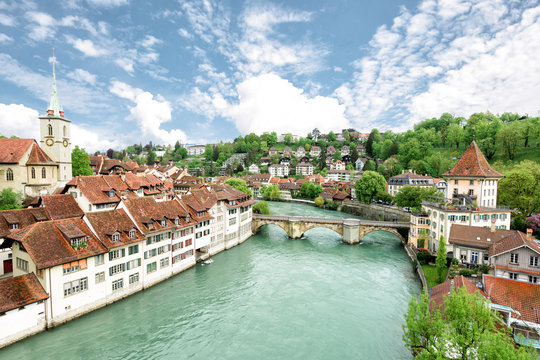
(297, 223), (343, 239)
(359, 228), (405, 244)
(252, 220), (289, 235)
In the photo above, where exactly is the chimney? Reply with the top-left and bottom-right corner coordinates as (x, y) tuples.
(490, 217), (496, 233)
(527, 228), (533, 241)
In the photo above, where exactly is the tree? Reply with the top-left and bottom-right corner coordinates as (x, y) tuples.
(498, 123), (522, 160)
(498, 161), (540, 216)
(317, 149), (327, 171)
(253, 201), (270, 214)
(350, 146), (359, 165)
(314, 196), (325, 207)
(284, 133), (293, 145)
(394, 186), (440, 211)
(224, 178), (252, 195)
(446, 123), (463, 149)
(366, 129), (381, 156)
(146, 150), (156, 165)
(261, 185), (281, 201)
(71, 146), (93, 176)
(0, 188), (23, 210)
(106, 148), (114, 159)
(403, 287), (536, 359)
(436, 235), (447, 283)
(354, 171), (386, 203)
(327, 131), (337, 142)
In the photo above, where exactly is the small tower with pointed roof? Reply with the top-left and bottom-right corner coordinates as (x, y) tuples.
(39, 51), (72, 184)
(443, 141), (503, 208)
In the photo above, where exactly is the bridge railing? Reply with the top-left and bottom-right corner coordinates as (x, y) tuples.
(253, 214), (410, 228)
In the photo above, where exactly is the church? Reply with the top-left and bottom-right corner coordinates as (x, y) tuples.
(0, 56), (72, 198)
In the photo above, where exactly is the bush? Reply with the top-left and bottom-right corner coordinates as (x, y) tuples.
(253, 201), (270, 215)
(451, 258), (459, 266)
(478, 264), (490, 274)
(416, 251), (432, 265)
(458, 269), (471, 276)
(314, 196), (325, 207)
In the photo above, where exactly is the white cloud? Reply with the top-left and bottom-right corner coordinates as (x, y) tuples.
(0, 33), (13, 44)
(110, 81), (188, 145)
(71, 123), (119, 151)
(139, 35), (162, 48)
(0, 103), (39, 139)
(225, 73), (348, 135)
(67, 68), (97, 85)
(26, 11), (55, 41)
(115, 58), (134, 74)
(66, 37), (108, 57)
(85, 0), (128, 7)
(178, 28), (193, 39)
(0, 12), (16, 26)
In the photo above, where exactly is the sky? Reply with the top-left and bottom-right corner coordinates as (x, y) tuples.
(0, 0), (539, 152)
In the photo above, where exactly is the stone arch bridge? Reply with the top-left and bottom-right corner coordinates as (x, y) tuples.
(252, 214), (409, 244)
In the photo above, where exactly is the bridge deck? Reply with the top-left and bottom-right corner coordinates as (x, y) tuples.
(253, 214), (410, 228)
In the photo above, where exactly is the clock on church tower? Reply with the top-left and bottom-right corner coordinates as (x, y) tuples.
(39, 53), (72, 183)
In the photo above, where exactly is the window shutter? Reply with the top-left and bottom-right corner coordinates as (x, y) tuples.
(126, 261), (130, 270)
(144, 251), (148, 259)
(147, 238), (151, 245)
(138, 258), (141, 267)
(109, 267), (113, 276)
(168, 244), (171, 251)
(122, 248), (125, 257)
(467, 216), (469, 220)
(109, 252), (113, 261)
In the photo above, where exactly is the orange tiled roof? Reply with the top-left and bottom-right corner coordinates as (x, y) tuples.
(489, 231), (540, 257)
(35, 194), (85, 220)
(26, 143), (54, 165)
(442, 141), (503, 178)
(449, 224), (516, 249)
(0, 138), (34, 163)
(65, 176), (121, 205)
(430, 275), (486, 311)
(0, 273), (48, 312)
(0, 208), (50, 238)
(483, 275), (540, 324)
(85, 209), (145, 249)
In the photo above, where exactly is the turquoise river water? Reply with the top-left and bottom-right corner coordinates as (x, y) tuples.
(0, 201), (420, 360)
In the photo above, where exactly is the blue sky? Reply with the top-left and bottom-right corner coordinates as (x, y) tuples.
(0, 0), (539, 152)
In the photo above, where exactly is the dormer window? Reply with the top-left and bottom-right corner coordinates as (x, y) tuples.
(9, 223), (19, 230)
(112, 232), (120, 243)
(161, 218), (167, 227)
(147, 220), (155, 230)
(186, 215), (190, 223)
(129, 229), (136, 239)
(174, 217), (179, 225)
(108, 190), (115, 197)
(71, 236), (88, 249)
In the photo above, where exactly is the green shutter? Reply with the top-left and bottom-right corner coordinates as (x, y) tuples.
(126, 261), (130, 270)
(109, 252), (113, 261)
(121, 248), (125, 257)
(109, 267), (113, 276)
(138, 258), (141, 267)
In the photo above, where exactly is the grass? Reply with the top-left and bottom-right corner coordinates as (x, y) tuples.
(421, 264), (448, 289)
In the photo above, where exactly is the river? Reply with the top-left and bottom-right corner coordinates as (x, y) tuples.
(0, 201), (420, 359)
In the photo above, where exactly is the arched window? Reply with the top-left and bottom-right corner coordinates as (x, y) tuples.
(31, 167), (36, 179)
(63, 126), (66, 137)
(42, 167), (46, 179)
(6, 168), (13, 181)
(48, 124), (53, 136)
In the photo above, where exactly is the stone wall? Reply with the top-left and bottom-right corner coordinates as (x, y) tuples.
(341, 202), (410, 222)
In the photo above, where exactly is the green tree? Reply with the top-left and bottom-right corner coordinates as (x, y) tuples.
(350, 146), (359, 165)
(71, 146), (93, 176)
(253, 201), (270, 214)
(403, 287), (536, 359)
(314, 196), (325, 207)
(394, 186), (440, 211)
(0, 188), (23, 210)
(354, 171), (386, 203)
(436, 235), (447, 283)
(224, 178), (252, 195)
(446, 123), (464, 149)
(261, 185), (281, 201)
(498, 123), (522, 160)
(284, 133), (293, 145)
(498, 161), (540, 216)
(327, 131), (337, 142)
(146, 150), (156, 165)
(317, 149), (327, 171)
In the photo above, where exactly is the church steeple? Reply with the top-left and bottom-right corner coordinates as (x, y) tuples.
(47, 49), (64, 117)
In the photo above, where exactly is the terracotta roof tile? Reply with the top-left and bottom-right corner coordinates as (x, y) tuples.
(0, 273), (48, 312)
(442, 141), (503, 178)
(0, 138), (34, 163)
(32, 194), (84, 220)
(86, 209), (145, 249)
(8, 218), (108, 269)
(430, 275), (486, 311)
(26, 143), (54, 165)
(123, 197), (191, 234)
(483, 275), (540, 324)
(449, 224), (516, 249)
(64, 176), (121, 205)
(489, 231), (540, 257)
(0, 208), (50, 238)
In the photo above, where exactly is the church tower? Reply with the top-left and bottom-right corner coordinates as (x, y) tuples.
(39, 52), (72, 184)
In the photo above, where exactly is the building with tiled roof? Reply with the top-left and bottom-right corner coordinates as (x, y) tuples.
(310, 146), (321, 157)
(268, 164), (289, 177)
(296, 162), (314, 176)
(268, 146), (278, 156)
(429, 275), (486, 311)
(89, 156), (139, 176)
(327, 146), (336, 155)
(26, 194), (84, 220)
(387, 171), (434, 196)
(0, 139), (59, 198)
(295, 146), (306, 158)
(418, 141), (511, 255)
(0, 272), (48, 347)
(341, 145), (350, 156)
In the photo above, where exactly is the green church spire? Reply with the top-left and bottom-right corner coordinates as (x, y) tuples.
(47, 49), (64, 117)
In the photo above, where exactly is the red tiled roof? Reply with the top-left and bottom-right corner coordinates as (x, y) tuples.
(8, 217), (108, 269)
(0, 273), (48, 312)
(123, 197), (191, 234)
(64, 176), (121, 205)
(483, 275), (540, 324)
(86, 209), (145, 249)
(35, 194), (85, 220)
(449, 224), (516, 249)
(430, 275), (486, 311)
(26, 143), (54, 165)
(442, 141), (503, 178)
(0, 208), (50, 238)
(0, 138), (34, 163)
(489, 231), (540, 257)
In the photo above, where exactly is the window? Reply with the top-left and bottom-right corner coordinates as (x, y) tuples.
(31, 167), (36, 179)
(471, 251), (478, 264)
(112, 233), (120, 243)
(63, 277), (88, 297)
(469, 180), (474, 186)
(530, 256), (538, 267)
(129, 229), (136, 239)
(48, 124), (53, 136)
(109, 263), (125, 276)
(112, 279), (123, 291)
(6, 168), (13, 181)
(128, 244), (139, 255)
(16, 258), (28, 272)
(483, 253), (489, 262)
(95, 272), (105, 284)
(109, 249), (125, 261)
(9, 223), (19, 230)
(454, 180), (458, 185)
(41, 167), (46, 179)
(510, 253), (519, 264)
(147, 262), (157, 273)
(71, 236), (87, 248)
(161, 218), (167, 227)
(95, 254), (104, 266)
(229, 218), (237, 226)
(129, 273), (139, 285)
(529, 276), (538, 284)
(63, 125), (66, 137)
(160, 258), (169, 268)
(126, 258), (141, 270)
(468, 189), (474, 196)
(509, 273), (518, 280)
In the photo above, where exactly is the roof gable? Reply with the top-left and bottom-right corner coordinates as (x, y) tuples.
(442, 141), (503, 178)
(0, 138), (34, 163)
